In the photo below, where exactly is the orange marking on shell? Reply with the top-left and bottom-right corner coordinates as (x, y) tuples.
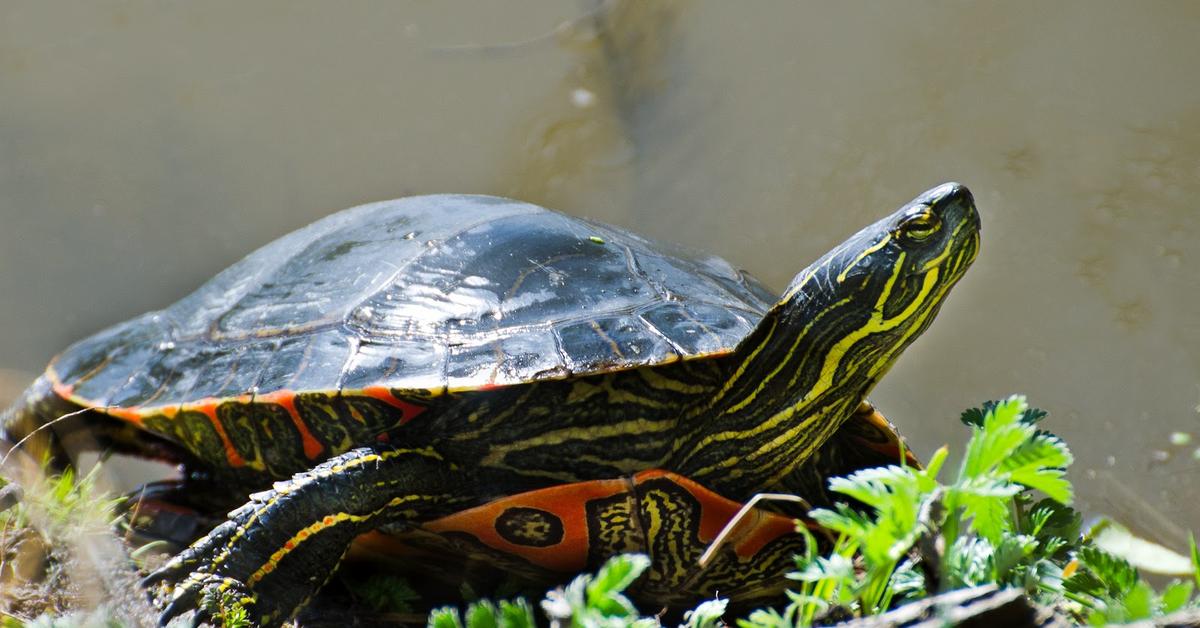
(49, 377), (146, 427)
(190, 399), (246, 468)
(104, 406), (147, 425)
(49, 377), (75, 400)
(359, 386), (428, 425)
(256, 390), (324, 460)
(423, 478), (631, 574)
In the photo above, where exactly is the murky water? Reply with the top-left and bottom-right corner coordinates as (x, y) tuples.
(2, 2), (1198, 547)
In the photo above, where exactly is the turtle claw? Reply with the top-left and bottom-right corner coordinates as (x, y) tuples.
(153, 573), (258, 627)
(143, 515), (275, 625)
(143, 519), (238, 588)
(158, 588), (200, 627)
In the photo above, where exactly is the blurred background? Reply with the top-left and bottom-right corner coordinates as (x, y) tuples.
(1, 2), (1197, 547)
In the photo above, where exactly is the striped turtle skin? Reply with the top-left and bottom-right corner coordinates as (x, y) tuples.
(1, 184), (979, 626)
(350, 400), (919, 614)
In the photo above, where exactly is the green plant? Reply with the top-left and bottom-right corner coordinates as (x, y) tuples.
(1, 461), (137, 624)
(428, 554), (661, 628)
(739, 396), (1200, 626)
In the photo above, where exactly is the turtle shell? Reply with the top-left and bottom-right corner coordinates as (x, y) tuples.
(49, 195), (777, 415)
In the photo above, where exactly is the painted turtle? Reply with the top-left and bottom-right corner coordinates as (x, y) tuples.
(1, 184), (979, 625)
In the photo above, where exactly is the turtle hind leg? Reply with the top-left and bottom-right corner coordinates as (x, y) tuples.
(145, 444), (479, 628)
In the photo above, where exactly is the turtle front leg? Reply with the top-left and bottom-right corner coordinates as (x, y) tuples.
(145, 445), (476, 627)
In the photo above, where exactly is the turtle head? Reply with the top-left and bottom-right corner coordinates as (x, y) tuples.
(767, 182), (980, 392)
(680, 183), (979, 492)
(782, 181), (981, 329)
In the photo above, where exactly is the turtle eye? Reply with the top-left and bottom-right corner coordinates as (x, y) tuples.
(899, 212), (941, 241)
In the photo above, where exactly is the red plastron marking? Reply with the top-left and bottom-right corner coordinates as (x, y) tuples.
(422, 478), (632, 574)
(359, 386), (428, 425)
(256, 390), (324, 460)
(645, 471), (797, 561)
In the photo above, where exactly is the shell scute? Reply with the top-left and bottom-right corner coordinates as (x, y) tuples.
(340, 339), (446, 392)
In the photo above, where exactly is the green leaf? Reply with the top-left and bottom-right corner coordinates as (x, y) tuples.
(1025, 499), (1082, 547)
(961, 400), (1047, 427)
(586, 553), (650, 600)
(791, 553), (855, 584)
(737, 607), (793, 628)
(888, 560), (927, 602)
(809, 504), (872, 541)
(959, 491), (1012, 545)
(465, 601), (500, 628)
(1191, 533), (1200, 590)
(1122, 581), (1154, 620)
(428, 607), (464, 628)
(959, 406), (988, 428)
(1026, 558), (1064, 597)
(960, 397), (1033, 480)
(495, 600), (536, 627)
(1007, 468), (1072, 505)
(1076, 545), (1139, 598)
(1160, 580), (1194, 614)
(1064, 569), (1107, 598)
(947, 536), (995, 587)
(682, 598), (728, 628)
(827, 465), (919, 510)
(564, 554), (651, 621)
(1001, 433), (1073, 504)
(352, 573), (421, 613)
(1003, 432), (1073, 472)
(921, 445), (949, 483)
(994, 534), (1038, 582)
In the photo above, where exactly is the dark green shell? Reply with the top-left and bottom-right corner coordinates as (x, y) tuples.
(51, 195), (777, 411)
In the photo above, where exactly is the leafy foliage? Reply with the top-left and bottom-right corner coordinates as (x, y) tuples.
(345, 572), (421, 614)
(200, 590), (251, 628)
(1, 462), (147, 625)
(428, 554), (666, 628)
(738, 396), (1199, 626)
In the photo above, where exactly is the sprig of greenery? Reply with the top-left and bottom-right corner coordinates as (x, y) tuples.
(740, 396), (1200, 626)
(428, 554), (667, 628)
